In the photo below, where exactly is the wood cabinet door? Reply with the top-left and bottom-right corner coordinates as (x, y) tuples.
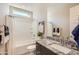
(36, 42), (57, 55)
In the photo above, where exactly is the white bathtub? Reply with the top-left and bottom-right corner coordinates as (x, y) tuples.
(13, 40), (36, 55)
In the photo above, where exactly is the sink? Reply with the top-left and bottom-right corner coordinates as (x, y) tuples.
(50, 44), (71, 54)
(43, 39), (60, 45)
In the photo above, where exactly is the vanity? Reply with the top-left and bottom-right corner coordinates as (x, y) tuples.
(36, 42), (57, 55)
(36, 39), (79, 55)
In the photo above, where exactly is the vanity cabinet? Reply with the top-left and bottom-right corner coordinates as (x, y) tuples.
(36, 42), (57, 55)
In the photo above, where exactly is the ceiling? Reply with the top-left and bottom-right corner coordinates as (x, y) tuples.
(16, 3), (79, 8)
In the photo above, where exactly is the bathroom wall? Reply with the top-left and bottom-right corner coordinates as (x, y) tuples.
(0, 3), (47, 54)
(0, 3), (9, 54)
(9, 3), (47, 39)
(47, 22), (53, 37)
(47, 4), (78, 40)
(70, 5), (79, 36)
(0, 3), (78, 54)
(0, 4), (9, 25)
(0, 3), (47, 41)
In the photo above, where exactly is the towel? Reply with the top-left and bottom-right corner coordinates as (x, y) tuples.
(72, 24), (79, 48)
(4, 25), (9, 36)
(72, 25), (79, 37)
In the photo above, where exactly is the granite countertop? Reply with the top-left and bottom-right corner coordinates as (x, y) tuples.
(36, 39), (79, 55)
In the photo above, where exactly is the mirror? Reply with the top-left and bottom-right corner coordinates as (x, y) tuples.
(37, 21), (45, 38)
(47, 21), (61, 37)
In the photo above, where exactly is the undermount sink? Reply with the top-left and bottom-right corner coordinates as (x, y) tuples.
(43, 39), (60, 45)
(50, 44), (71, 54)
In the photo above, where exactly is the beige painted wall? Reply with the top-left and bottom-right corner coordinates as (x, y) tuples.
(47, 4), (71, 40)
(70, 5), (79, 36)
(0, 3), (78, 41)
(0, 3), (9, 54)
(0, 3), (47, 40)
(0, 3), (79, 54)
(0, 3), (47, 54)
(47, 4), (79, 40)
(10, 3), (47, 39)
(0, 4), (9, 25)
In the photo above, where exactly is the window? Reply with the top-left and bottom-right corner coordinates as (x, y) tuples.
(10, 6), (32, 18)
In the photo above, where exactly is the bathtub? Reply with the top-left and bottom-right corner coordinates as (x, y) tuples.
(13, 40), (36, 55)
